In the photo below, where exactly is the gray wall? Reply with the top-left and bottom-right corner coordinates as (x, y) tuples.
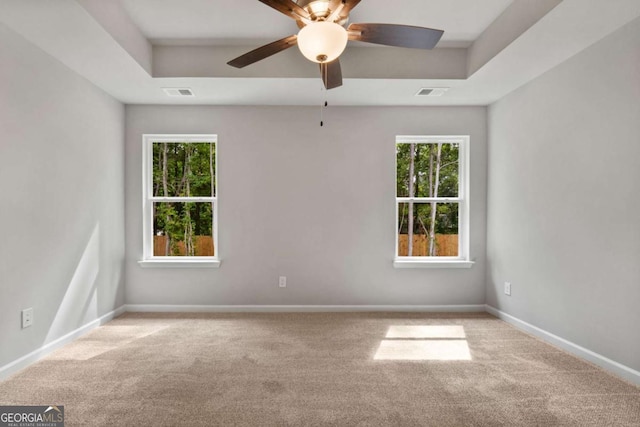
(125, 106), (487, 306)
(486, 18), (640, 371)
(0, 24), (125, 367)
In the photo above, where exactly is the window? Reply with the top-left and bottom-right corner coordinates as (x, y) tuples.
(140, 135), (219, 267)
(394, 136), (472, 268)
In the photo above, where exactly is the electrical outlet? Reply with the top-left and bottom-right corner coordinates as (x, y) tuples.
(279, 276), (287, 288)
(504, 282), (511, 296)
(22, 308), (33, 329)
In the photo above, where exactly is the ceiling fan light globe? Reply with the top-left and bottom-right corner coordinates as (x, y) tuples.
(297, 22), (348, 63)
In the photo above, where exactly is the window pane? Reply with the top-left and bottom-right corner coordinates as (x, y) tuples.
(396, 142), (459, 198)
(397, 202), (459, 257)
(153, 202), (215, 256)
(152, 142), (216, 197)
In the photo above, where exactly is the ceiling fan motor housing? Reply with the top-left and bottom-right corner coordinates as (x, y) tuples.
(297, 0), (332, 20)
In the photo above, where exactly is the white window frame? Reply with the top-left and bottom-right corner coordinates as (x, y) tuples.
(394, 135), (473, 269)
(139, 134), (220, 268)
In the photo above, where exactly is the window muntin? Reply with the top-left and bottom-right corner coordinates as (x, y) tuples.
(142, 135), (218, 261)
(395, 136), (469, 260)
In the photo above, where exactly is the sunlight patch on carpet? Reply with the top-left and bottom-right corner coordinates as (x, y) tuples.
(386, 325), (466, 339)
(48, 324), (170, 360)
(374, 340), (472, 361)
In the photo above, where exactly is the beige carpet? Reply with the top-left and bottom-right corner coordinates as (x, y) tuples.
(1, 312), (639, 426)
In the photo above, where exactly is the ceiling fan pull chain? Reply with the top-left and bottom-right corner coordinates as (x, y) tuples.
(320, 64), (331, 127)
(320, 100), (324, 127)
(320, 100), (328, 127)
(320, 75), (326, 127)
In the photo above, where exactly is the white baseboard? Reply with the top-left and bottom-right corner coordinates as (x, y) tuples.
(485, 305), (640, 386)
(124, 304), (487, 313)
(0, 305), (126, 381)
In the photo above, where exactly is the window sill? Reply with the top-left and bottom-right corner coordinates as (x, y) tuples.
(393, 259), (474, 269)
(138, 259), (220, 268)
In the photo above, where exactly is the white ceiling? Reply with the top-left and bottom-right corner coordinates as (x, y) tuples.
(120, 0), (514, 47)
(1, 0), (639, 106)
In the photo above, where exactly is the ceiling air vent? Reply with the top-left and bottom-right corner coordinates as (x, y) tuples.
(163, 88), (195, 97)
(415, 87), (449, 97)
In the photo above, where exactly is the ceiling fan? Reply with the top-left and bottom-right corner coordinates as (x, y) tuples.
(227, 0), (444, 90)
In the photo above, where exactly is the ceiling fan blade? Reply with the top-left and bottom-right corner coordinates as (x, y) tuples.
(227, 35), (298, 68)
(348, 23), (444, 49)
(258, 0), (310, 20)
(320, 59), (342, 90)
